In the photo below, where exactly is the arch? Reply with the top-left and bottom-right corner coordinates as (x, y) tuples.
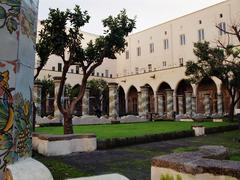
(175, 80), (193, 114)
(197, 78), (217, 114)
(127, 85), (138, 115)
(157, 82), (172, 114)
(118, 86), (126, 116)
(145, 84), (155, 113)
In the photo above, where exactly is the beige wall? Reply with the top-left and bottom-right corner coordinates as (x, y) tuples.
(35, 0), (240, 93)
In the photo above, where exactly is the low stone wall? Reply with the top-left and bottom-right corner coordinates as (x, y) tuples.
(151, 146), (240, 180)
(36, 115), (148, 126)
(33, 133), (96, 156)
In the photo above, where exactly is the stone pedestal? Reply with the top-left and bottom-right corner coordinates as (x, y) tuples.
(33, 82), (42, 116)
(177, 95), (184, 115)
(166, 89), (174, 119)
(82, 88), (90, 116)
(108, 83), (118, 119)
(204, 94), (211, 115)
(140, 86), (149, 117)
(53, 76), (63, 120)
(157, 94), (164, 116)
(217, 94), (223, 115)
(185, 92), (192, 115)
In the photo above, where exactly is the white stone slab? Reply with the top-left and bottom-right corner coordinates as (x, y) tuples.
(67, 174), (129, 180)
(6, 158), (53, 180)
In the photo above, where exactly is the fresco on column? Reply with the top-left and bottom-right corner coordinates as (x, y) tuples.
(0, 0), (39, 176)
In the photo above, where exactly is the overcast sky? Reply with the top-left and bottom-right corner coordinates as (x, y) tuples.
(38, 0), (225, 35)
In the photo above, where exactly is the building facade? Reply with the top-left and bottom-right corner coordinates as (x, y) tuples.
(36, 0), (240, 118)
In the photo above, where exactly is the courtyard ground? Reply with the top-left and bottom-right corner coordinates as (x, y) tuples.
(34, 130), (240, 180)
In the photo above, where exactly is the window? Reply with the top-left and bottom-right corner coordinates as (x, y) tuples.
(163, 61), (167, 67)
(110, 74), (112, 78)
(148, 64), (152, 72)
(76, 65), (79, 74)
(220, 13), (223, 18)
(52, 66), (55, 71)
(198, 29), (205, 41)
(150, 43), (154, 53)
(71, 69), (74, 73)
(135, 67), (139, 74)
(137, 47), (141, 56)
(97, 72), (99, 77)
(57, 63), (62, 72)
(126, 50), (129, 59)
(180, 34), (186, 45)
(219, 22), (226, 36)
(91, 70), (95, 76)
(164, 31), (167, 35)
(164, 39), (169, 49)
(199, 20), (202, 24)
(105, 70), (109, 78)
(101, 73), (104, 77)
(179, 58), (184, 66)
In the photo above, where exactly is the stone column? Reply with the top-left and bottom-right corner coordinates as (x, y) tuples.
(140, 86), (149, 117)
(192, 96), (197, 115)
(53, 76), (63, 120)
(204, 94), (211, 115)
(177, 95), (184, 115)
(217, 94), (223, 115)
(0, 1), (52, 179)
(157, 94), (164, 116)
(185, 92), (192, 115)
(138, 92), (142, 116)
(125, 96), (128, 114)
(33, 82), (42, 116)
(82, 88), (90, 116)
(108, 83), (118, 119)
(166, 89), (174, 118)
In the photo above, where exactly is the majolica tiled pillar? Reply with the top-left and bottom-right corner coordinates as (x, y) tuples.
(0, 0), (52, 179)
(82, 88), (90, 116)
(204, 94), (211, 115)
(192, 96), (197, 115)
(185, 92), (192, 115)
(33, 82), (42, 116)
(217, 93), (223, 115)
(140, 86), (149, 117)
(157, 94), (164, 116)
(53, 76), (63, 120)
(138, 91), (142, 116)
(177, 95), (184, 115)
(166, 89), (174, 118)
(108, 83), (118, 119)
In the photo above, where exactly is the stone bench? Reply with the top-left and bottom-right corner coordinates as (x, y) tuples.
(151, 145), (240, 180)
(33, 133), (96, 156)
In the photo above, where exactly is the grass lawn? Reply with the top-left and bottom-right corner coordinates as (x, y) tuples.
(35, 121), (235, 140)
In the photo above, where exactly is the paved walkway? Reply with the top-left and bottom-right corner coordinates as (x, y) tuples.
(53, 131), (240, 180)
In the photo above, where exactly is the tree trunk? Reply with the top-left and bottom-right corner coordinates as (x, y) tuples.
(63, 113), (73, 134)
(229, 101), (235, 122)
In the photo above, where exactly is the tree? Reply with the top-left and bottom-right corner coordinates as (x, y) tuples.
(185, 24), (240, 121)
(37, 6), (135, 134)
(87, 79), (108, 114)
